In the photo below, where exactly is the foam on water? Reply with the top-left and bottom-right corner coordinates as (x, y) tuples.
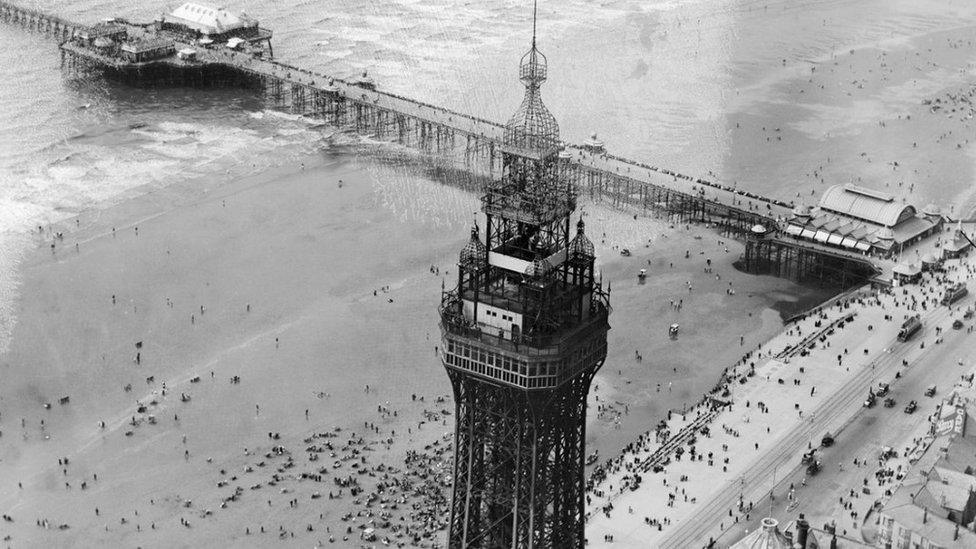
(0, 0), (726, 352)
(5, 0), (968, 352)
(0, 99), (328, 349)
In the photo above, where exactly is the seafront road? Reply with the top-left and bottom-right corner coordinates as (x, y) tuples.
(660, 304), (956, 549)
(719, 294), (976, 545)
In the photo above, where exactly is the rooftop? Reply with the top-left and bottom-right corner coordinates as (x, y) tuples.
(730, 518), (792, 549)
(879, 403), (976, 547)
(819, 184), (917, 227)
(166, 2), (255, 35)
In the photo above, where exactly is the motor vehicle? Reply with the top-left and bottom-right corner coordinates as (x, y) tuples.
(964, 308), (974, 320)
(925, 385), (937, 397)
(941, 282), (968, 306)
(821, 433), (834, 447)
(897, 315), (922, 342)
(620, 248), (631, 257)
(864, 393), (876, 408)
(801, 450), (816, 464)
(877, 383), (890, 397)
(953, 319), (964, 330)
(806, 459), (821, 476)
(884, 397), (896, 408)
(905, 400), (918, 414)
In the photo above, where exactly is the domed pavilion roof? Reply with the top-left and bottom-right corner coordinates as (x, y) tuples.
(569, 218), (595, 260)
(730, 518), (792, 549)
(459, 225), (486, 267)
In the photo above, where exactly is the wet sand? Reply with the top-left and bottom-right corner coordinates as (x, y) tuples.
(0, 145), (829, 546)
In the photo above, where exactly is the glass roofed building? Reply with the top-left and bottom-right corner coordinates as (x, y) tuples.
(783, 184), (941, 257)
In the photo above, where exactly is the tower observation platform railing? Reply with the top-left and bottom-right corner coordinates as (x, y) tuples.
(455, 274), (592, 318)
(440, 289), (609, 389)
(439, 288), (610, 358)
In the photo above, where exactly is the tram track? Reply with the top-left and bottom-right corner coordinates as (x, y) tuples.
(660, 306), (951, 548)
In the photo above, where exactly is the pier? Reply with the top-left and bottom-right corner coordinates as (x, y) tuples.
(1, 0), (906, 286)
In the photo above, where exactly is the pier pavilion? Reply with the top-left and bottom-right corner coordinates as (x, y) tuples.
(783, 184), (941, 258)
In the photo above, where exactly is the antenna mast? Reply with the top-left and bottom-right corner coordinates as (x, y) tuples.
(532, 0), (538, 47)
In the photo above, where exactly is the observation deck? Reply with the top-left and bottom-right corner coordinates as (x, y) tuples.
(438, 288), (609, 390)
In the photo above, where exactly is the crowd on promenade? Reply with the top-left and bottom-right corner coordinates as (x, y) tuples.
(585, 242), (975, 546)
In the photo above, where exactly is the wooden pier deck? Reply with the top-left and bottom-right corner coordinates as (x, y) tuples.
(3, 0), (883, 285)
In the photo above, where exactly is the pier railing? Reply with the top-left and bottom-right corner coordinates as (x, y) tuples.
(5, 0), (806, 244)
(0, 0), (88, 40)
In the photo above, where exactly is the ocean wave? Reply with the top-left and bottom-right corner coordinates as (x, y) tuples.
(0, 229), (28, 355)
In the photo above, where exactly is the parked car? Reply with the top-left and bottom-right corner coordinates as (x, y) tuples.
(864, 393), (876, 408)
(884, 397), (896, 408)
(905, 400), (918, 414)
(821, 433), (834, 447)
(877, 383), (890, 397)
(925, 385), (937, 397)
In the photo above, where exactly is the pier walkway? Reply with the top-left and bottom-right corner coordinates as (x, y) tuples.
(2, 0), (885, 285)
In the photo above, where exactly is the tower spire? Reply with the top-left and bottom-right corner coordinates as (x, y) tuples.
(504, 0), (559, 153)
(532, 0), (538, 48)
(438, 2), (610, 543)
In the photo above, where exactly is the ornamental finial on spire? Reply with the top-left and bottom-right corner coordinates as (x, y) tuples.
(520, 0), (547, 87)
(504, 0), (559, 153)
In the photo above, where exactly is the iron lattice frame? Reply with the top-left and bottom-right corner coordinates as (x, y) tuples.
(503, 44), (559, 154)
(442, 11), (610, 546)
(445, 327), (606, 548)
(485, 153), (574, 248)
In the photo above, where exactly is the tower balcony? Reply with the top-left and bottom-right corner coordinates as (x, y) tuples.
(438, 289), (610, 390)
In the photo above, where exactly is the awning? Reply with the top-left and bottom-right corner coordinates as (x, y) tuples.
(785, 224), (803, 236)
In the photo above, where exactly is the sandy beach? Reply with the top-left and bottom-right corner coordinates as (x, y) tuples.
(721, 0), (976, 218)
(3, 0), (976, 547)
(0, 141), (829, 546)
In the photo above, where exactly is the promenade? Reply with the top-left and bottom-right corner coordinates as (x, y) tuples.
(584, 252), (974, 548)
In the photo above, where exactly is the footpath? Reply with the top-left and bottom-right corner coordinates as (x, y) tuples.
(585, 255), (974, 548)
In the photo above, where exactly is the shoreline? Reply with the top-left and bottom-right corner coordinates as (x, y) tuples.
(0, 142), (835, 546)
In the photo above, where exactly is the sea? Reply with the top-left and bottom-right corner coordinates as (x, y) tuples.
(0, 0), (971, 350)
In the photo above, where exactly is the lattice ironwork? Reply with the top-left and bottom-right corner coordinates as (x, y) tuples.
(568, 218), (594, 260)
(504, 44), (559, 153)
(503, 1), (559, 155)
(460, 224), (487, 268)
(438, 3), (610, 547)
(444, 327), (606, 547)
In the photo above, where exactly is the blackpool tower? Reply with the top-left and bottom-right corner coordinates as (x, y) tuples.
(437, 3), (611, 546)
